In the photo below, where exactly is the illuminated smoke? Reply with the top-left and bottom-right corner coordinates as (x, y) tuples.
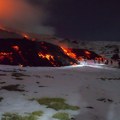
(0, 0), (55, 35)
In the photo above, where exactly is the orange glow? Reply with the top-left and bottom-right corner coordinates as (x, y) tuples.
(38, 53), (54, 61)
(38, 52), (55, 66)
(31, 38), (36, 41)
(84, 50), (91, 58)
(85, 51), (91, 55)
(0, 52), (12, 56)
(0, 25), (6, 31)
(22, 33), (30, 39)
(95, 57), (100, 60)
(78, 57), (84, 61)
(12, 45), (19, 51)
(0, 52), (13, 62)
(61, 47), (84, 61)
(0, 0), (37, 24)
(12, 45), (26, 63)
(46, 54), (54, 60)
(0, 0), (14, 18)
(61, 47), (76, 59)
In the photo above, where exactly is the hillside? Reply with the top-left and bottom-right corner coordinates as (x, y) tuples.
(0, 28), (103, 67)
(59, 39), (120, 59)
(0, 38), (79, 67)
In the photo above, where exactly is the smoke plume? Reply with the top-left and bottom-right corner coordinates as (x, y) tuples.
(0, 0), (55, 35)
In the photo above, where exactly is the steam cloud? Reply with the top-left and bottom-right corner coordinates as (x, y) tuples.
(0, 0), (55, 35)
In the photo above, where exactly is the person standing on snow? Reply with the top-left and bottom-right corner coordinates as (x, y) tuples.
(118, 60), (120, 68)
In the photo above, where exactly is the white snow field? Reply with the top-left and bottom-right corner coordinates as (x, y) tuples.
(0, 62), (120, 120)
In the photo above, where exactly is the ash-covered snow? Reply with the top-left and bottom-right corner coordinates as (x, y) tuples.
(0, 62), (120, 120)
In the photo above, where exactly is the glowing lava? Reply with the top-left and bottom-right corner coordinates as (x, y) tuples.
(38, 53), (54, 61)
(22, 33), (30, 39)
(11, 45), (27, 64)
(61, 47), (76, 59)
(38, 53), (56, 66)
(0, 52), (13, 62)
(12, 45), (20, 51)
(84, 50), (91, 58)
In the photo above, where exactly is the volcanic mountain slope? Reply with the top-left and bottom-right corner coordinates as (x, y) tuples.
(61, 47), (101, 61)
(0, 28), (102, 67)
(0, 38), (78, 67)
(59, 39), (120, 59)
(71, 48), (101, 60)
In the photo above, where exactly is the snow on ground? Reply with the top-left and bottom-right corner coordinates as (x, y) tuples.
(0, 62), (120, 120)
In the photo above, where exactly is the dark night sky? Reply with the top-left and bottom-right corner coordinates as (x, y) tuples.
(0, 0), (120, 41)
(46, 0), (120, 41)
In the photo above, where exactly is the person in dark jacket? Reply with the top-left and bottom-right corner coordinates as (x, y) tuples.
(118, 60), (120, 68)
(105, 59), (109, 65)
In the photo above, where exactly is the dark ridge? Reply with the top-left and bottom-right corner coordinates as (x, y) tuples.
(0, 38), (78, 67)
(71, 48), (100, 60)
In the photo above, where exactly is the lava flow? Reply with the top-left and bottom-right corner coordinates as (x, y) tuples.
(22, 33), (30, 39)
(61, 46), (84, 61)
(61, 46), (103, 61)
(38, 53), (55, 66)
(84, 50), (91, 59)
(0, 52), (13, 63)
(38, 53), (54, 61)
(61, 47), (76, 59)
(0, 27), (103, 67)
(12, 45), (19, 51)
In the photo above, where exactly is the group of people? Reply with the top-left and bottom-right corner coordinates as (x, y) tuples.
(104, 59), (120, 68)
(95, 58), (120, 68)
(83, 57), (120, 68)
